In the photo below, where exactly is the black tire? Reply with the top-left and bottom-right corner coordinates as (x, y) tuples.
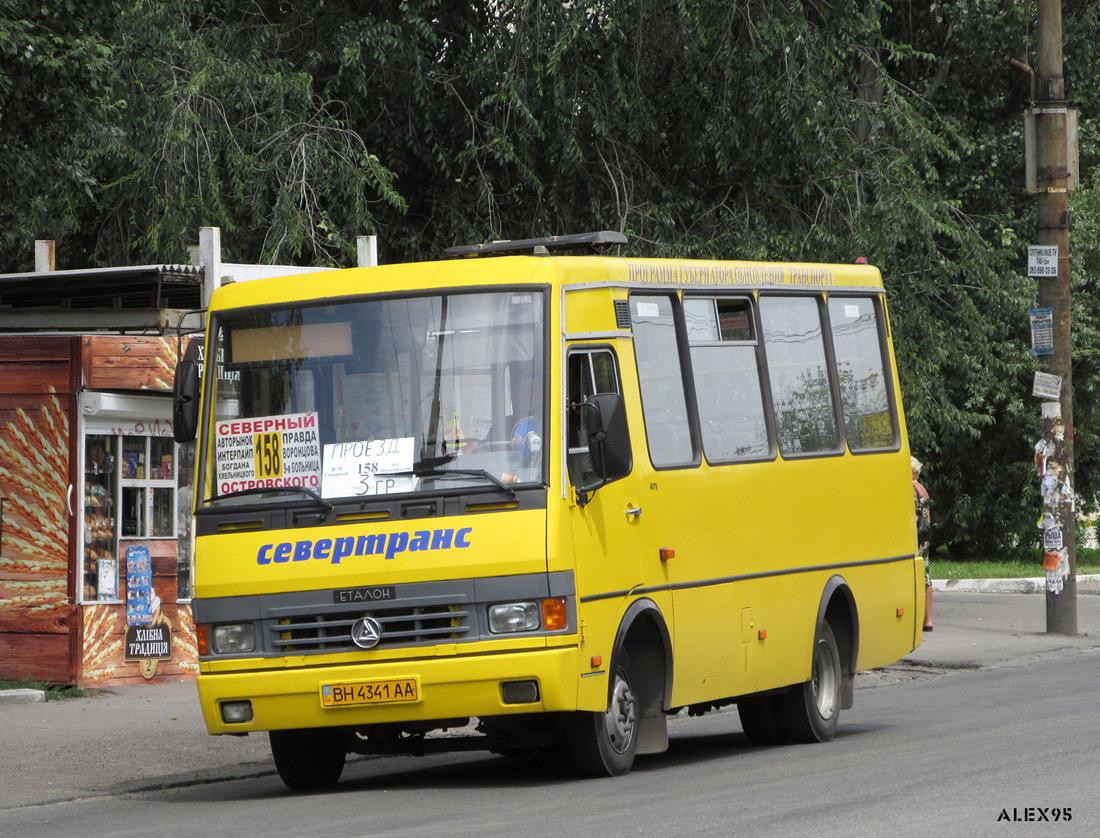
(737, 694), (788, 746)
(783, 620), (842, 743)
(567, 652), (639, 777)
(269, 728), (346, 791)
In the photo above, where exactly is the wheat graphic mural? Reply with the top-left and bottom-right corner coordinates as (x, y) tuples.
(0, 392), (69, 592)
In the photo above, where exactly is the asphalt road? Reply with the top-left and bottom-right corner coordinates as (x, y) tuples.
(5, 633), (1098, 837)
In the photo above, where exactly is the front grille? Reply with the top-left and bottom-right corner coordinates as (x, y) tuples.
(267, 602), (471, 653)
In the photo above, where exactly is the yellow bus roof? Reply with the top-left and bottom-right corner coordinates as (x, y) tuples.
(208, 255), (884, 311)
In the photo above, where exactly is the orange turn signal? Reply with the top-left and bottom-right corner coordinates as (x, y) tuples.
(758, 629), (767, 640)
(542, 597), (567, 631)
(591, 655), (603, 668)
(897, 607), (905, 618)
(659, 547), (675, 562)
(196, 624), (209, 656)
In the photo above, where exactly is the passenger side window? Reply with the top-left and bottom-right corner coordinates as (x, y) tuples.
(630, 295), (694, 467)
(684, 298), (771, 462)
(827, 296), (898, 450)
(759, 296), (841, 456)
(567, 349), (622, 487)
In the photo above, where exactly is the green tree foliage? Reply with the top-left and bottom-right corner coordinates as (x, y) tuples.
(1065, 0), (1100, 546)
(0, 1), (117, 267)
(2, 0), (1099, 556)
(93, 0), (407, 265)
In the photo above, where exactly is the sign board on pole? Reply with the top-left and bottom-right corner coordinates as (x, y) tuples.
(1028, 245), (1059, 278)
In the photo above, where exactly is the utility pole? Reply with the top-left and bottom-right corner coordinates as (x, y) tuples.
(1034, 0), (1076, 634)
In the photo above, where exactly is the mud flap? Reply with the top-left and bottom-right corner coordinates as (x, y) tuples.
(637, 707), (669, 754)
(841, 670), (855, 710)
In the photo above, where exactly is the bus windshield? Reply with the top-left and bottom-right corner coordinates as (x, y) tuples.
(204, 289), (546, 505)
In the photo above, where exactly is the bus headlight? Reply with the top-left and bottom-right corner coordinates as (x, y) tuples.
(212, 623), (256, 654)
(488, 602), (539, 633)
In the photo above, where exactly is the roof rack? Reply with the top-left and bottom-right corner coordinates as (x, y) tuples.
(444, 231), (627, 258)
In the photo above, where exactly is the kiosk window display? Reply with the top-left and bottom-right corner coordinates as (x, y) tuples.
(82, 429), (177, 602)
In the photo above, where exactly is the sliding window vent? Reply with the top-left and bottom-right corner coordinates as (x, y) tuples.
(614, 299), (632, 330)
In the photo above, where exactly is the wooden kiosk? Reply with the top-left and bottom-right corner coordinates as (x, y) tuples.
(0, 261), (203, 685)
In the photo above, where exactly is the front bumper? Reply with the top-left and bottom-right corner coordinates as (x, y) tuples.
(197, 645), (581, 735)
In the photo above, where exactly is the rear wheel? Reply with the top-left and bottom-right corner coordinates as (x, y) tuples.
(269, 728), (346, 791)
(783, 621), (842, 743)
(567, 652), (639, 776)
(737, 694), (787, 746)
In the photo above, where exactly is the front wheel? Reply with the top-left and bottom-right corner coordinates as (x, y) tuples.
(567, 652), (639, 776)
(269, 728), (346, 791)
(783, 621), (842, 743)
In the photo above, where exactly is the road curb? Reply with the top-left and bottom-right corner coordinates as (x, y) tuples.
(0, 688), (46, 704)
(932, 574), (1100, 594)
(934, 578), (1043, 593)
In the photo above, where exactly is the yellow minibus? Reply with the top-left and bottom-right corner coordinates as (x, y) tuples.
(173, 231), (922, 788)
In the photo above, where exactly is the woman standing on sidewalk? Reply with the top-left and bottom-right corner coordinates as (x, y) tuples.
(913, 456), (933, 631)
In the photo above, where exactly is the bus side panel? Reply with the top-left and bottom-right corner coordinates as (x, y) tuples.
(657, 430), (917, 707)
(664, 582), (739, 701)
(846, 556), (924, 672)
(571, 597), (627, 712)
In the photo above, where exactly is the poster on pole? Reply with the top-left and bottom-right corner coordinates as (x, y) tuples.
(1029, 307), (1054, 355)
(1033, 371), (1062, 400)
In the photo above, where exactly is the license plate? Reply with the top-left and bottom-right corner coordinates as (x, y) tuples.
(321, 678), (419, 708)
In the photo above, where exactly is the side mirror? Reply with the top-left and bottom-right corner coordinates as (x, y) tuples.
(582, 392), (632, 497)
(172, 360), (200, 443)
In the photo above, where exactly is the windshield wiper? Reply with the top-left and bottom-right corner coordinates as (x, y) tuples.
(409, 463), (517, 499)
(207, 485), (334, 510)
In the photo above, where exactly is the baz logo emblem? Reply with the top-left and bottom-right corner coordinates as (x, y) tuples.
(350, 616), (383, 649)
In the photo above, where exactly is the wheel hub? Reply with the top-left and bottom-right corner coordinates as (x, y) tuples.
(604, 676), (637, 753)
(812, 638), (838, 719)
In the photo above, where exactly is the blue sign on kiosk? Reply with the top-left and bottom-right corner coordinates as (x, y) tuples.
(125, 545), (154, 627)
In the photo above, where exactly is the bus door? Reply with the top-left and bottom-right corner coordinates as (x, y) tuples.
(565, 346), (670, 670)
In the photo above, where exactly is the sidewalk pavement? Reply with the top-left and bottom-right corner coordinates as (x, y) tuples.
(3, 581), (1100, 810)
(0, 679), (275, 810)
(903, 576), (1100, 671)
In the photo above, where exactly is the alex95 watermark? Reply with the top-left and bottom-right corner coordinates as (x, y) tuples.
(998, 807), (1072, 823)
